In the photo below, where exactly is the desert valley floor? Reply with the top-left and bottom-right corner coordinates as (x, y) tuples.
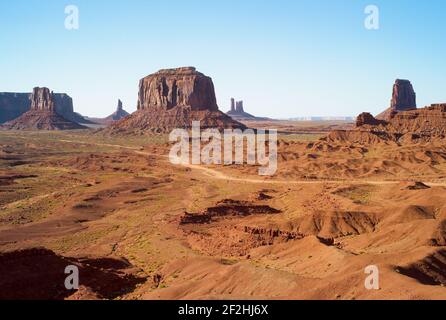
(1, 121), (446, 300)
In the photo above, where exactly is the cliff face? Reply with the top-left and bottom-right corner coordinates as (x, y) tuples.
(1, 87), (86, 131)
(388, 104), (446, 136)
(0, 92), (92, 124)
(30, 87), (55, 111)
(377, 79), (417, 121)
(104, 67), (246, 135)
(390, 79), (416, 111)
(0, 93), (31, 124)
(356, 112), (385, 127)
(137, 67), (219, 112)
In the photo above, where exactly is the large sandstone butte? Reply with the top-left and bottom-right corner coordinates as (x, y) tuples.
(1, 87), (86, 131)
(376, 79), (417, 120)
(137, 67), (219, 112)
(0, 92), (92, 124)
(104, 67), (246, 134)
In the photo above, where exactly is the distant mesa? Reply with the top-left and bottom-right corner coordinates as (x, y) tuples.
(376, 79), (417, 121)
(1, 87), (86, 131)
(103, 67), (246, 135)
(0, 91), (93, 125)
(87, 99), (130, 125)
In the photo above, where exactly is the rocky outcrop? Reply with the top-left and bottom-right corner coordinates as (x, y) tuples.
(1, 87), (86, 131)
(226, 98), (268, 121)
(236, 101), (244, 113)
(377, 79), (417, 120)
(341, 80), (446, 144)
(388, 104), (446, 138)
(52, 94), (94, 124)
(30, 87), (55, 111)
(356, 112), (386, 127)
(88, 100), (130, 125)
(106, 99), (129, 121)
(137, 67), (219, 112)
(103, 67), (246, 134)
(117, 99), (124, 112)
(350, 104), (446, 143)
(391, 79), (417, 111)
(0, 91), (92, 124)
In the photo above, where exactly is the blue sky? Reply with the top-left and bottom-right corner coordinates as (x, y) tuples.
(1, 0), (446, 118)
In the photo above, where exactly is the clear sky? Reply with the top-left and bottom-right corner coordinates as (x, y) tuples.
(1, 0), (446, 118)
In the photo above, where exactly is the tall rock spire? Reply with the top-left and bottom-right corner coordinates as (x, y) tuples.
(390, 79), (416, 111)
(376, 79), (417, 120)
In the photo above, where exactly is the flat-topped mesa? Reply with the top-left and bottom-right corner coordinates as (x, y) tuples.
(137, 67), (218, 112)
(30, 87), (55, 112)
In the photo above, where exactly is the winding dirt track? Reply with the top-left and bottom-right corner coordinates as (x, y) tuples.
(58, 139), (446, 187)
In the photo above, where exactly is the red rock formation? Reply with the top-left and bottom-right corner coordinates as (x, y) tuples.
(230, 98), (235, 112)
(104, 67), (246, 134)
(1, 87), (86, 131)
(236, 101), (244, 113)
(137, 67), (218, 112)
(348, 104), (446, 144)
(226, 98), (267, 121)
(377, 79), (417, 120)
(391, 79), (416, 111)
(30, 87), (55, 111)
(0, 91), (93, 124)
(85, 100), (130, 125)
(106, 99), (130, 121)
(387, 104), (446, 138)
(356, 112), (386, 127)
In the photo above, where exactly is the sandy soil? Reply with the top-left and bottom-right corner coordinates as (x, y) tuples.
(1, 122), (446, 300)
